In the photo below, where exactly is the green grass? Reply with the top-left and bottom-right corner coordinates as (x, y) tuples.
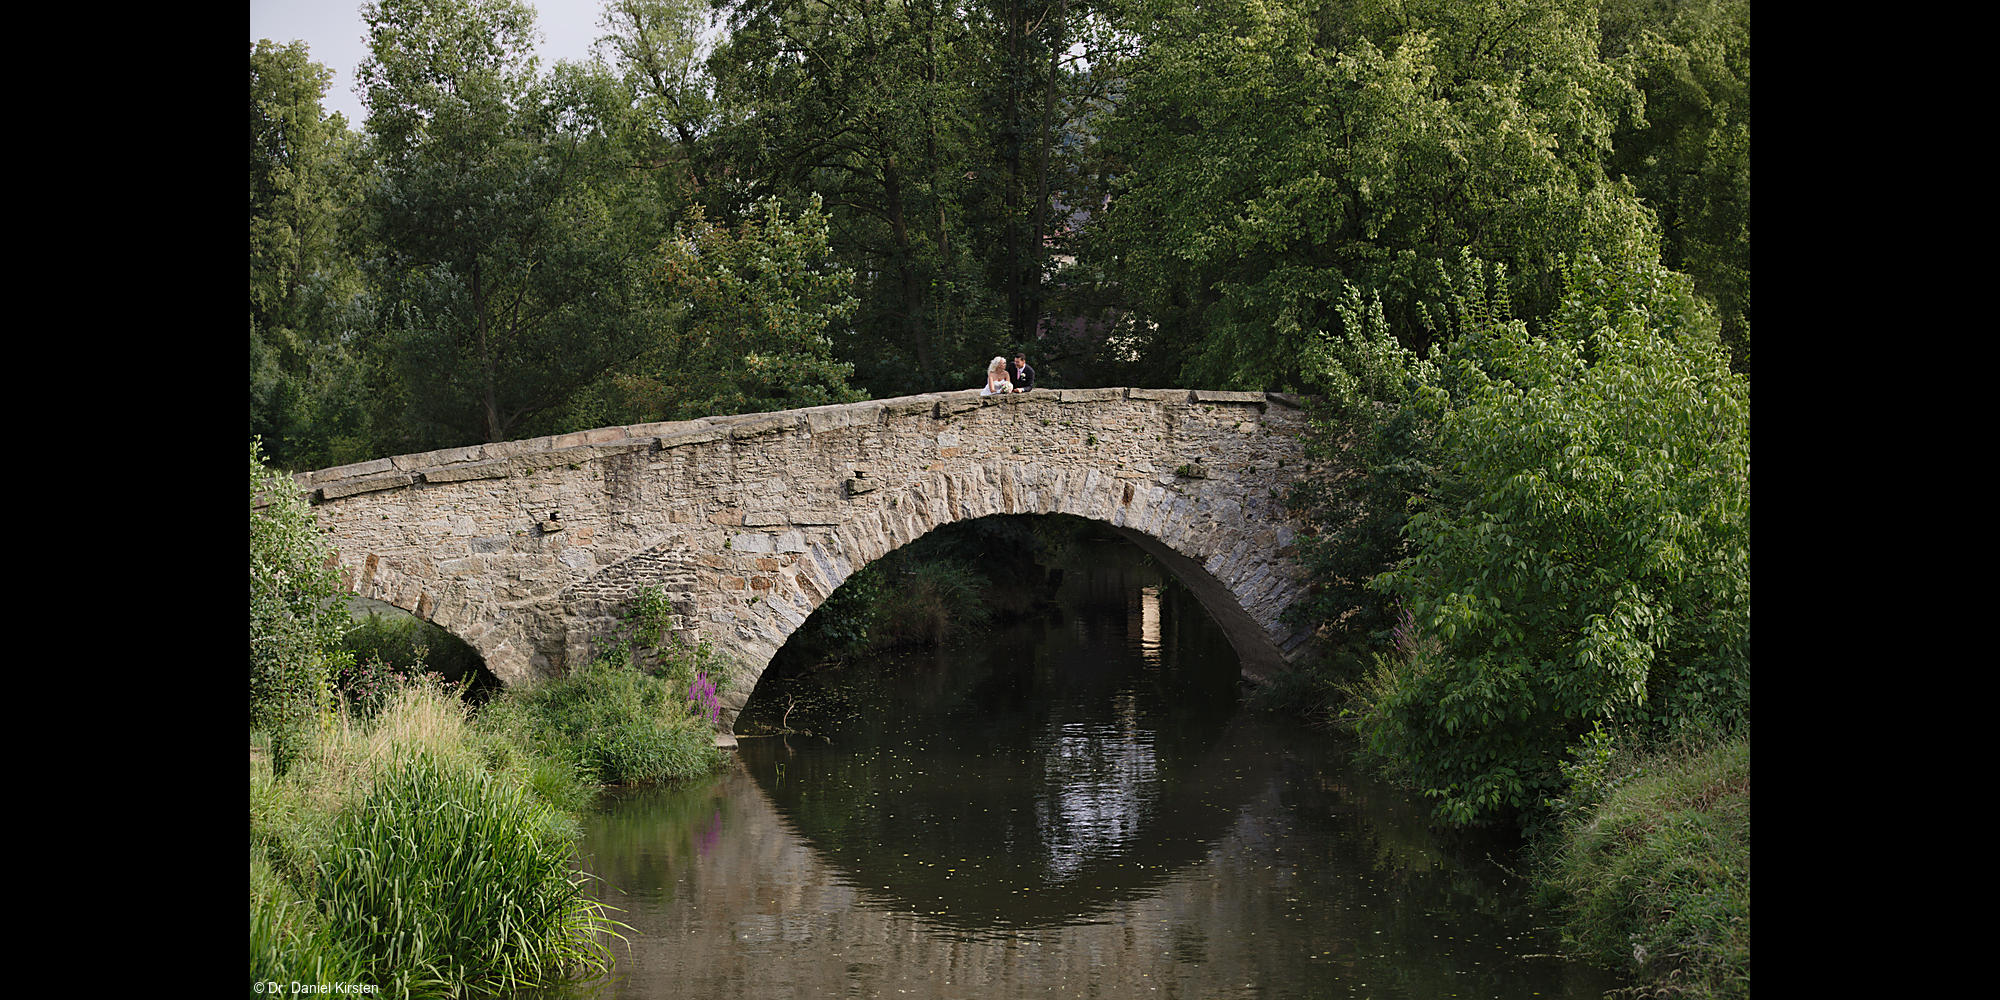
(250, 677), (620, 998)
(315, 748), (607, 994)
(1539, 732), (1751, 998)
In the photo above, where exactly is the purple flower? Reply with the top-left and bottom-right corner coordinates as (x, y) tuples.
(688, 670), (721, 725)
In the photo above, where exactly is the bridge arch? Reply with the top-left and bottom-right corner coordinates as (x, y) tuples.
(301, 388), (1320, 731)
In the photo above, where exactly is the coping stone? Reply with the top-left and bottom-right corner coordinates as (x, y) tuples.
(423, 460), (512, 483)
(729, 415), (798, 439)
(393, 445), (482, 472)
(659, 428), (726, 449)
(806, 402), (884, 434)
(309, 457), (394, 485)
(321, 473), (415, 500)
(1056, 387), (1120, 402)
(1192, 390), (1267, 405)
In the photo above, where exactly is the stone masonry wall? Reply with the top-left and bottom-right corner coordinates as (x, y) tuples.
(300, 388), (1319, 731)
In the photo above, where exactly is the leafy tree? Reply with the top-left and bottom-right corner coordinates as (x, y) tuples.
(251, 40), (374, 470)
(1282, 272), (1452, 654)
(1084, 0), (1658, 390)
(1358, 254), (1749, 827)
(595, 0), (722, 203)
(359, 0), (670, 448)
(1600, 0), (1751, 371)
(250, 440), (352, 776)
(612, 194), (865, 419)
(708, 0), (992, 393)
(706, 0), (1117, 395)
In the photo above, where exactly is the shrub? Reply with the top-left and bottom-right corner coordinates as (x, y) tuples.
(491, 660), (726, 786)
(588, 714), (721, 785)
(875, 560), (989, 647)
(250, 439), (350, 776)
(1362, 255), (1749, 826)
(252, 677), (613, 997)
(340, 611), (487, 690)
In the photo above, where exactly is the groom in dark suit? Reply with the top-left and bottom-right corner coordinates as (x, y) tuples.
(1010, 354), (1036, 392)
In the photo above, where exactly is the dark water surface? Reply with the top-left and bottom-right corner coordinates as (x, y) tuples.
(555, 542), (1620, 999)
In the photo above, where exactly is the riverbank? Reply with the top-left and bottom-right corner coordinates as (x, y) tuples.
(1537, 731), (1751, 999)
(250, 680), (609, 995)
(250, 669), (729, 997)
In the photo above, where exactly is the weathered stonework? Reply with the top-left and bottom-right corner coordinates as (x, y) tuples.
(302, 388), (1320, 731)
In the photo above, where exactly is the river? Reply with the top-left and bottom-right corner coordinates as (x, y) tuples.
(542, 535), (1621, 999)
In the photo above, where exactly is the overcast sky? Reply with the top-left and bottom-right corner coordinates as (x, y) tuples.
(249, 1), (619, 129)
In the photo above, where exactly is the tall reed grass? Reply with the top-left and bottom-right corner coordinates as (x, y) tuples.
(250, 677), (616, 997)
(316, 748), (609, 994)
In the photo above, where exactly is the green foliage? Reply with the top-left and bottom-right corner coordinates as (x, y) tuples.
(316, 748), (614, 995)
(624, 583), (679, 652)
(874, 559), (992, 648)
(1283, 277), (1453, 655)
(250, 439), (350, 776)
(250, 41), (375, 472)
(616, 195), (864, 420)
(1358, 254), (1748, 826)
(708, 0), (1118, 396)
(809, 563), (885, 656)
(251, 892), (369, 992)
(487, 658), (726, 786)
(1088, 0), (1658, 390)
(360, 0), (673, 448)
(252, 676), (613, 996)
(1539, 733), (1751, 998)
(339, 611), (487, 688)
(1601, 0), (1752, 372)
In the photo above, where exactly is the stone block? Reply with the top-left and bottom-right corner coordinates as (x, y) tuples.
(881, 396), (941, 418)
(394, 445), (483, 472)
(321, 473), (414, 500)
(732, 533), (776, 553)
(729, 415), (798, 438)
(805, 402), (883, 434)
(1126, 388), (1193, 402)
(310, 457), (395, 485)
(1056, 387), (1121, 403)
(660, 427), (727, 450)
(422, 460), (511, 483)
(1193, 390), (1267, 405)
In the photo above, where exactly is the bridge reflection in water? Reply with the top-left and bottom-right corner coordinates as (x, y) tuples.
(549, 544), (1615, 999)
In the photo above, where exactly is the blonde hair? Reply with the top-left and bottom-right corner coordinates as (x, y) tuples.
(989, 356), (1008, 374)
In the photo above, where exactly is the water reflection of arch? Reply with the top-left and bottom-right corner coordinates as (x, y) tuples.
(740, 694), (1290, 932)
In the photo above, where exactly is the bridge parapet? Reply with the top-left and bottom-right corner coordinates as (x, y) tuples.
(303, 388), (1320, 727)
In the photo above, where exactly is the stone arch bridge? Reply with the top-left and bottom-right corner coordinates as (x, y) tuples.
(299, 388), (1321, 731)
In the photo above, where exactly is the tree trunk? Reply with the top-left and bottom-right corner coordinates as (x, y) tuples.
(883, 155), (935, 385)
